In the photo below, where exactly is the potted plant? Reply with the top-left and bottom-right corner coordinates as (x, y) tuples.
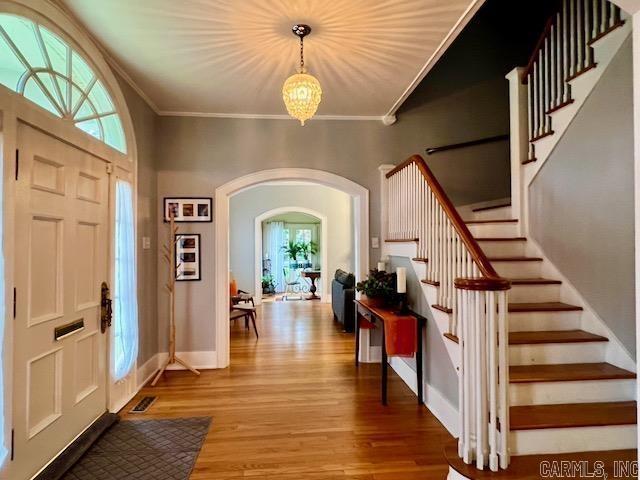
(356, 269), (399, 307)
(298, 240), (318, 269)
(262, 274), (276, 295)
(282, 241), (302, 269)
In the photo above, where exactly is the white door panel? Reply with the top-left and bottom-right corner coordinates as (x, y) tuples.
(11, 124), (109, 480)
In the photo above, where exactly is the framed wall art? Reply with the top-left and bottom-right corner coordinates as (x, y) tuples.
(164, 197), (212, 223)
(175, 233), (201, 281)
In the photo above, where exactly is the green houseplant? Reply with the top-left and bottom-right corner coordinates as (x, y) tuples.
(298, 240), (318, 268)
(282, 241), (302, 268)
(261, 274), (275, 295)
(356, 269), (399, 307)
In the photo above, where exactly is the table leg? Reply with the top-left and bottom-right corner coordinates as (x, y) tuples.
(381, 325), (388, 406)
(417, 320), (424, 405)
(307, 277), (319, 300)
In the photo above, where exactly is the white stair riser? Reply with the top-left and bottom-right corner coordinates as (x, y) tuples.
(509, 311), (581, 332)
(476, 240), (526, 257)
(509, 342), (606, 366)
(493, 261), (542, 278)
(470, 206), (513, 221)
(510, 425), (637, 455)
(510, 379), (636, 406)
(509, 283), (561, 302)
(468, 223), (519, 237)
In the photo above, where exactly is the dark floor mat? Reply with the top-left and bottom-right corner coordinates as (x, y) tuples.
(62, 417), (211, 480)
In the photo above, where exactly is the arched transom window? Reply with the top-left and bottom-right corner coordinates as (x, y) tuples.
(0, 14), (127, 153)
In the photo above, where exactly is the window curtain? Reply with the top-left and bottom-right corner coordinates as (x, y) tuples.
(263, 221), (286, 293)
(0, 148), (7, 465)
(113, 180), (138, 381)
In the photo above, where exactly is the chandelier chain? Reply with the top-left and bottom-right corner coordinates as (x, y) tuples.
(299, 37), (305, 72)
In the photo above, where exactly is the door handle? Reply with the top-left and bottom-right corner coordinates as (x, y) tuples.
(101, 281), (112, 333)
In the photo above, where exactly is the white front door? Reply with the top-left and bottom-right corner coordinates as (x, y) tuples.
(10, 124), (110, 480)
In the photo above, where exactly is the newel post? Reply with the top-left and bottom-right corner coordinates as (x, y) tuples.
(506, 67), (528, 236)
(455, 278), (511, 472)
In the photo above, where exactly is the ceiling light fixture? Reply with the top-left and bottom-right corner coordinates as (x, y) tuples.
(282, 24), (322, 126)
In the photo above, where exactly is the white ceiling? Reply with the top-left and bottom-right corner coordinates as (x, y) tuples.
(59, 0), (480, 118)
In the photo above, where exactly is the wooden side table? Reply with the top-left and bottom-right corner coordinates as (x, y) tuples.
(354, 299), (425, 406)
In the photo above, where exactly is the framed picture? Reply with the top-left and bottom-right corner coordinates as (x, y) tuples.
(175, 233), (201, 281)
(164, 197), (212, 223)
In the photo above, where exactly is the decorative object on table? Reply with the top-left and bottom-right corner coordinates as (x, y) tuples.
(282, 24), (322, 126)
(396, 267), (409, 314)
(175, 233), (201, 281)
(377, 261), (386, 272)
(282, 240), (302, 269)
(164, 197), (212, 223)
(355, 269), (400, 307)
(153, 214), (200, 386)
(298, 240), (318, 269)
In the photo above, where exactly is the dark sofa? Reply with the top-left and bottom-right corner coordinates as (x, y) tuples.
(331, 269), (355, 332)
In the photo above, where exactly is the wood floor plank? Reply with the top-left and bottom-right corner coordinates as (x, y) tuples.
(120, 302), (453, 479)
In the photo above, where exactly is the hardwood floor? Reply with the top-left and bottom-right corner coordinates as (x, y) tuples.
(122, 301), (453, 479)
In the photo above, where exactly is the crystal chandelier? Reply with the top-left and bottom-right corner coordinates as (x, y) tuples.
(282, 24), (322, 126)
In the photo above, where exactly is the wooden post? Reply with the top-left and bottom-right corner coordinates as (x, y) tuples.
(152, 213), (200, 386)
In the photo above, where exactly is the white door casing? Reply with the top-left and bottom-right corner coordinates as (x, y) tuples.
(215, 169), (370, 369)
(11, 124), (109, 480)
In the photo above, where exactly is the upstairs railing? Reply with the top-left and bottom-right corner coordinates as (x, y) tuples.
(385, 155), (511, 471)
(522, 0), (623, 161)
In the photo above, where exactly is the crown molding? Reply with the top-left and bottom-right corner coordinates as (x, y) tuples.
(51, 0), (485, 124)
(157, 111), (385, 122)
(384, 0), (486, 118)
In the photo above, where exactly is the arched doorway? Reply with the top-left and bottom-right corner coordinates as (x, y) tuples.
(215, 168), (369, 368)
(253, 206), (329, 305)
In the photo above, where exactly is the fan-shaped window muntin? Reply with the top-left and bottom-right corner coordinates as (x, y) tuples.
(0, 14), (126, 153)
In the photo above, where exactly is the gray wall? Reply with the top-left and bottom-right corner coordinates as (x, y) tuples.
(389, 256), (459, 406)
(529, 38), (635, 356)
(115, 75), (159, 365)
(229, 184), (354, 296)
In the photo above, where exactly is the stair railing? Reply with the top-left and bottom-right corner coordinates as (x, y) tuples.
(385, 155), (511, 471)
(522, 0), (623, 161)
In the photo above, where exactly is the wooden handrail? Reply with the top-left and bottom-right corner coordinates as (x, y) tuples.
(426, 134), (509, 155)
(386, 155), (510, 289)
(521, 17), (554, 83)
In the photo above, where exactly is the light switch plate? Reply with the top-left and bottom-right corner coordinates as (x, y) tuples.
(142, 237), (151, 250)
(371, 237), (380, 249)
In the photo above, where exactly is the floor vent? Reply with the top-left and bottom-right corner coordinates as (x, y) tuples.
(129, 396), (157, 413)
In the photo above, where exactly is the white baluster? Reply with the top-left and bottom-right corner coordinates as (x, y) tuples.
(576, 0), (583, 71)
(569, 0), (576, 77)
(498, 290), (510, 469)
(487, 290), (499, 471)
(475, 290), (488, 469)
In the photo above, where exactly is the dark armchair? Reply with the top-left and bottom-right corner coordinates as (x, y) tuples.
(331, 269), (355, 332)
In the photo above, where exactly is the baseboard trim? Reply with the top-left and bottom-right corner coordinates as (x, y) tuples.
(137, 354), (161, 389)
(388, 357), (459, 437)
(158, 351), (218, 370)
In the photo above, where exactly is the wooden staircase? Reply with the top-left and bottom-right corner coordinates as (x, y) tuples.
(458, 205), (637, 457)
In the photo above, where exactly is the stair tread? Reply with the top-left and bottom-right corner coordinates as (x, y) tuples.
(445, 441), (637, 480)
(444, 330), (606, 345)
(509, 277), (561, 285)
(509, 330), (608, 345)
(509, 302), (582, 312)
(510, 363), (636, 383)
(511, 401), (637, 430)
(385, 238), (418, 243)
(466, 219), (518, 224)
(489, 256), (543, 262)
